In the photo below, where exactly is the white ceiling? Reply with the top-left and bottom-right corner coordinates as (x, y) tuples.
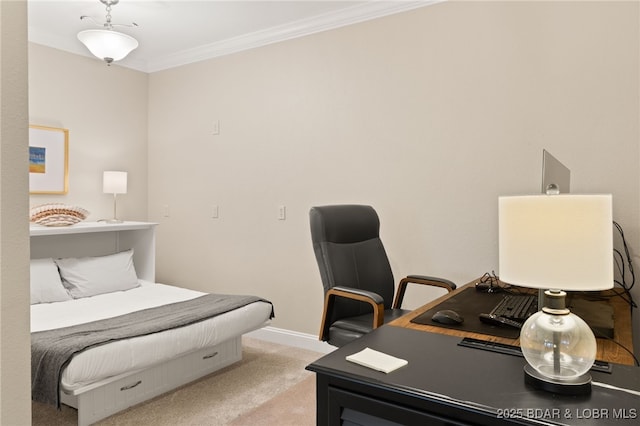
(28, 0), (436, 73)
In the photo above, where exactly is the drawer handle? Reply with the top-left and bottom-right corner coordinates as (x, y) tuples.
(120, 380), (142, 391)
(203, 351), (219, 360)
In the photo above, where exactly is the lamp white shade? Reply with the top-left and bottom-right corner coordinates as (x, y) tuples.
(78, 29), (138, 62)
(499, 194), (613, 291)
(103, 171), (127, 194)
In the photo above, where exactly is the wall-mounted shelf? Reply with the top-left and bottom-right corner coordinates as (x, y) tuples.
(30, 221), (158, 282)
(29, 221), (156, 236)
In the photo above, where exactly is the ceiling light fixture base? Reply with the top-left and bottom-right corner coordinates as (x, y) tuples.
(77, 0), (138, 65)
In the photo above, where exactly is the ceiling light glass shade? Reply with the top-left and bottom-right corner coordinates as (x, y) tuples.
(77, 29), (138, 62)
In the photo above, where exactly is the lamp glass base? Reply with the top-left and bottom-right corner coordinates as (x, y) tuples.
(524, 364), (591, 395)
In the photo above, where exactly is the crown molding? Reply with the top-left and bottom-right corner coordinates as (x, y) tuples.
(29, 1), (442, 74)
(145, 0), (442, 73)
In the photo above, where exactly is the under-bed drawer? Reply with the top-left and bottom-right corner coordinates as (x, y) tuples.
(61, 337), (242, 426)
(165, 336), (242, 383)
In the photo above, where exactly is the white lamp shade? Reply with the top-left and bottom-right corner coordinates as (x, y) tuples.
(78, 29), (138, 62)
(499, 194), (613, 291)
(103, 171), (127, 194)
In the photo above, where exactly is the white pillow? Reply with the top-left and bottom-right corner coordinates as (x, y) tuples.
(55, 249), (139, 298)
(30, 258), (71, 304)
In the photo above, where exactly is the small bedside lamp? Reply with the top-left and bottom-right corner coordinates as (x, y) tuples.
(103, 171), (127, 223)
(499, 194), (613, 395)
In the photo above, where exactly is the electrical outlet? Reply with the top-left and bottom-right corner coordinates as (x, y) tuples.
(278, 205), (286, 220)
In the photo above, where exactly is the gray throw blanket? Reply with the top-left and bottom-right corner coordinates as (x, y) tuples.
(32, 294), (274, 408)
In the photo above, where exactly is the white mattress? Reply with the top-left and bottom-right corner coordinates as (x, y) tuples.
(31, 281), (272, 391)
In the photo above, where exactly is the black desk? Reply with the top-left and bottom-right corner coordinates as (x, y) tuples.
(306, 326), (640, 425)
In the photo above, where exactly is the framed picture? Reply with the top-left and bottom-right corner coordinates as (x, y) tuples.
(29, 125), (69, 194)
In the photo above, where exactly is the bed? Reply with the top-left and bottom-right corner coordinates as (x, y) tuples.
(29, 222), (273, 425)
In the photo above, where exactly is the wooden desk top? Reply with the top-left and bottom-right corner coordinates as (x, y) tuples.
(390, 279), (636, 366)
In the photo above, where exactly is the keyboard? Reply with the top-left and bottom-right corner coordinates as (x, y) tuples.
(490, 294), (538, 323)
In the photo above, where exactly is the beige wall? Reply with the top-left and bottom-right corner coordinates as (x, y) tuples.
(23, 2), (640, 355)
(1, 1), (31, 423)
(147, 0), (640, 351)
(28, 43), (149, 222)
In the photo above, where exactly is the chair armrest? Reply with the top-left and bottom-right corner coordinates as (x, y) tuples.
(318, 286), (385, 342)
(331, 286), (385, 304)
(406, 275), (457, 291)
(393, 275), (457, 309)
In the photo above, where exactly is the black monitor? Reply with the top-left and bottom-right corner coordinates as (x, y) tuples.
(541, 149), (570, 194)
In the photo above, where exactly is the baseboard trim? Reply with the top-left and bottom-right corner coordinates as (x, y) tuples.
(246, 326), (335, 354)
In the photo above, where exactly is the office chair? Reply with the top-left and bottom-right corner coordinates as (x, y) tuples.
(310, 204), (456, 347)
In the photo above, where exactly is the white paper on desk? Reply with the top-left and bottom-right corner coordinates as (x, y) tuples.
(346, 347), (408, 373)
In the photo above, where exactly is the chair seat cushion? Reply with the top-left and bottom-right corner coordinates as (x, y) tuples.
(329, 308), (410, 347)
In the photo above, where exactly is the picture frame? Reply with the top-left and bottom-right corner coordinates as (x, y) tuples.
(29, 125), (69, 194)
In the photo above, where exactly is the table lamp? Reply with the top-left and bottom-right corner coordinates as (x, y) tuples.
(498, 194), (613, 395)
(103, 171), (127, 223)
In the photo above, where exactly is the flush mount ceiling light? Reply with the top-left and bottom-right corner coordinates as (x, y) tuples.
(77, 0), (138, 65)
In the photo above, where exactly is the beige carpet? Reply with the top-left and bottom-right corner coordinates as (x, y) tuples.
(229, 375), (316, 426)
(32, 337), (322, 425)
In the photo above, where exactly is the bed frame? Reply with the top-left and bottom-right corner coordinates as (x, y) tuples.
(30, 221), (247, 425)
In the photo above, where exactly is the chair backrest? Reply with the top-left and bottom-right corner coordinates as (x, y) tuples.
(310, 205), (395, 324)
